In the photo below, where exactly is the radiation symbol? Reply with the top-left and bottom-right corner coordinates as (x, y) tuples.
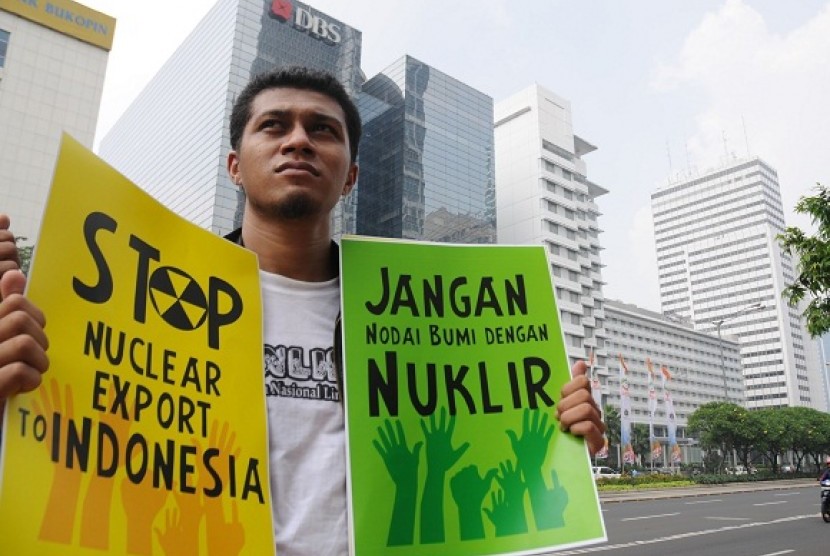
(148, 266), (208, 330)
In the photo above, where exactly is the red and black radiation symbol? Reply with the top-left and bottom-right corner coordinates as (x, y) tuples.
(148, 266), (208, 330)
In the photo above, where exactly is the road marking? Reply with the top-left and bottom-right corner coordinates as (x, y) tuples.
(705, 516), (750, 521)
(755, 551), (794, 556)
(620, 512), (679, 522)
(772, 492), (796, 496)
(684, 499), (722, 504)
(550, 514), (814, 554)
(753, 501), (788, 506)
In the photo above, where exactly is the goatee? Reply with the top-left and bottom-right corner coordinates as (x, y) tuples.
(264, 194), (318, 220)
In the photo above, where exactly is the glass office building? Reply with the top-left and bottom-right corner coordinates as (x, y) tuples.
(355, 56), (495, 243)
(99, 0), (362, 236)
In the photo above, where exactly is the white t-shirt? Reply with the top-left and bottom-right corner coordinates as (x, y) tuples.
(259, 269), (347, 556)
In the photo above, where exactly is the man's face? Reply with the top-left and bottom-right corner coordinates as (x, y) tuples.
(227, 87), (357, 222)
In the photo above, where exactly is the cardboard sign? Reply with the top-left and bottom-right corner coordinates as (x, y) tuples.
(0, 136), (274, 555)
(340, 236), (606, 556)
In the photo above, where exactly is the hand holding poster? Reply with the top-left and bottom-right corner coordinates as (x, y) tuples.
(340, 237), (605, 556)
(0, 136), (274, 555)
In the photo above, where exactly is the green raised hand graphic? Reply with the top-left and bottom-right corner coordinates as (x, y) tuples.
(535, 468), (569, 529)
(420, 408), (469, 544)
(506, 409), (561, 531)
(373, 419), (422, 546)
(495, 459), (527, 509)
(483, 460), (528, 536)
(450, 465), (497, 540)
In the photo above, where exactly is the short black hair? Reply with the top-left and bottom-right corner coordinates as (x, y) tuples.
(229, 66), (361, 162)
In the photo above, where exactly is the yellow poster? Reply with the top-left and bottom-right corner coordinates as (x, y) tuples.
(0, 135), (273, 555)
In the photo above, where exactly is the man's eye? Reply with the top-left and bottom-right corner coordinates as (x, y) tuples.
(260, 119), (282, 130)
(312, 123), (335, 134)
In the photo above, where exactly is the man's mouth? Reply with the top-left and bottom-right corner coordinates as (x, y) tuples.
(276, 161), (320, 176)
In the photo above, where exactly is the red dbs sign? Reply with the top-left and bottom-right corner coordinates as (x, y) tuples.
(271, 0), (293, 21)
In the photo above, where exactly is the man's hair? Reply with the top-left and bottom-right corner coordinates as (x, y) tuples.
(229, 66), (361, 162)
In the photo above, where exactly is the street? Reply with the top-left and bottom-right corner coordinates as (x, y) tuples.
(548, 482), (828, 555)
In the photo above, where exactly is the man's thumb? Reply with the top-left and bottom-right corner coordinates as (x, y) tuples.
(0, 269), (27, 300)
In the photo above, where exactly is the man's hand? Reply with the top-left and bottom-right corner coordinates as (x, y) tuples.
(0, 214), (21, 278)
(0, 269), (49, 402)
(557, 361), (604, 455)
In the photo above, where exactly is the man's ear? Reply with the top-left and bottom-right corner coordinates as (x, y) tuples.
(227, 151), (242, 187)
(342, 163), (358, 196)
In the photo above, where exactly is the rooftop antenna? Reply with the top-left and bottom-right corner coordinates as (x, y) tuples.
(722, 130), (729, 160)
(685, 141), (692, 176)
(666, 140), (673, 176)
(742, 116), (751, 158)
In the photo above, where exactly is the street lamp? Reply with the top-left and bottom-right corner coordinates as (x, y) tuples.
(705, 302), (764, 471)
(708, 302), (765, 401)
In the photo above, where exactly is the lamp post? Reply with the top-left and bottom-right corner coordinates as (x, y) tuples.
(708, 302), (765, 402)
(702, 302), (764, 470)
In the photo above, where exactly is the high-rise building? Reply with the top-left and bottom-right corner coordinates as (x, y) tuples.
(355, 55), (495, 243)
(99, 0), (362, 236)
(0, 0), (114, 242)
(494, 84), (608, 370)
(603, 299), (744, 465)
(651, 157), (826, 410)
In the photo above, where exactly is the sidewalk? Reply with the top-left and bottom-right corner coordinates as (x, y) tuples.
(599, 478), (815, 504)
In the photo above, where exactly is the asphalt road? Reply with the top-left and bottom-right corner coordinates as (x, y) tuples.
(547, 482), (828, 555)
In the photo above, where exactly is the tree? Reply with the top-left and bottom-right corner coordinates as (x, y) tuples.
(752, 408), (793, 474)
(782, 407), (825, 472)
(804, 410), (830, 471)
(778, 184), (830, 337)
(687, 402), (750, 471)
(631, 423), (650, 466)
(603, 405), (620, 468)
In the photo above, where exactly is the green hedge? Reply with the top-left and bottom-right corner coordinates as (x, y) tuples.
(596, 473), (690, 487)
(691, 472), (778, 484)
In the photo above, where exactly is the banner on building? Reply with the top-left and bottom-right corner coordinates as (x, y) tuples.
(587, 349), (608, 460)
(618, 354), (635, 465)
(646, 358), (661, 462)
(661, 365), (681, 465)
(0, 136), (274, 555)
(340, 237), (606, 555)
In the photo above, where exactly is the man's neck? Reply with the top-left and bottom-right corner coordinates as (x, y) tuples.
(241, 212), (336, 282)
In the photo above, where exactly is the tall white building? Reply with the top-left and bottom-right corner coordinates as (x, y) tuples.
(0, 0), (114, 242)
(651, 157), (825, 410)
(494, 84), (608, 371)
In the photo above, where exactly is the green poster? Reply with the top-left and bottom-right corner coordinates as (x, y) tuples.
(340, 237), (606, 556)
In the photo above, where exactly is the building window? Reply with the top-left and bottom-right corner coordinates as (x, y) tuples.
(0, 29), (10, 69)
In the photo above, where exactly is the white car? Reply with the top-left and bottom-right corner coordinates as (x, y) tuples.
(725, 465), (756, 475)
(592, 466), (621, 480)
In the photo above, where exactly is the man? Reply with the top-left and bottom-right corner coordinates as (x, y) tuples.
(0, 67), (604, 554)
(820, 457), (830, 483)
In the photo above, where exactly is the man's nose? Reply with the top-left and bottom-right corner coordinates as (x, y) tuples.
(281, 124), (313, 153)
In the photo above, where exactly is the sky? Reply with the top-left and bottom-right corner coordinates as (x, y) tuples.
(80, 0), (830, 313)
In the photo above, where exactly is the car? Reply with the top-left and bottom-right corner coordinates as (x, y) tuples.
(592, 466), (621, 480)
(780, 464), (794, 473)
(726, 465), (757, 475)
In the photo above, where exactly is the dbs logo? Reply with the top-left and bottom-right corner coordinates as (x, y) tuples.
(268, 0), (342, 44)
(271, 0), (293, 21)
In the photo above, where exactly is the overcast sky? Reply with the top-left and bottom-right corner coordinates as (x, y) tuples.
(80, 0), (830, 312)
